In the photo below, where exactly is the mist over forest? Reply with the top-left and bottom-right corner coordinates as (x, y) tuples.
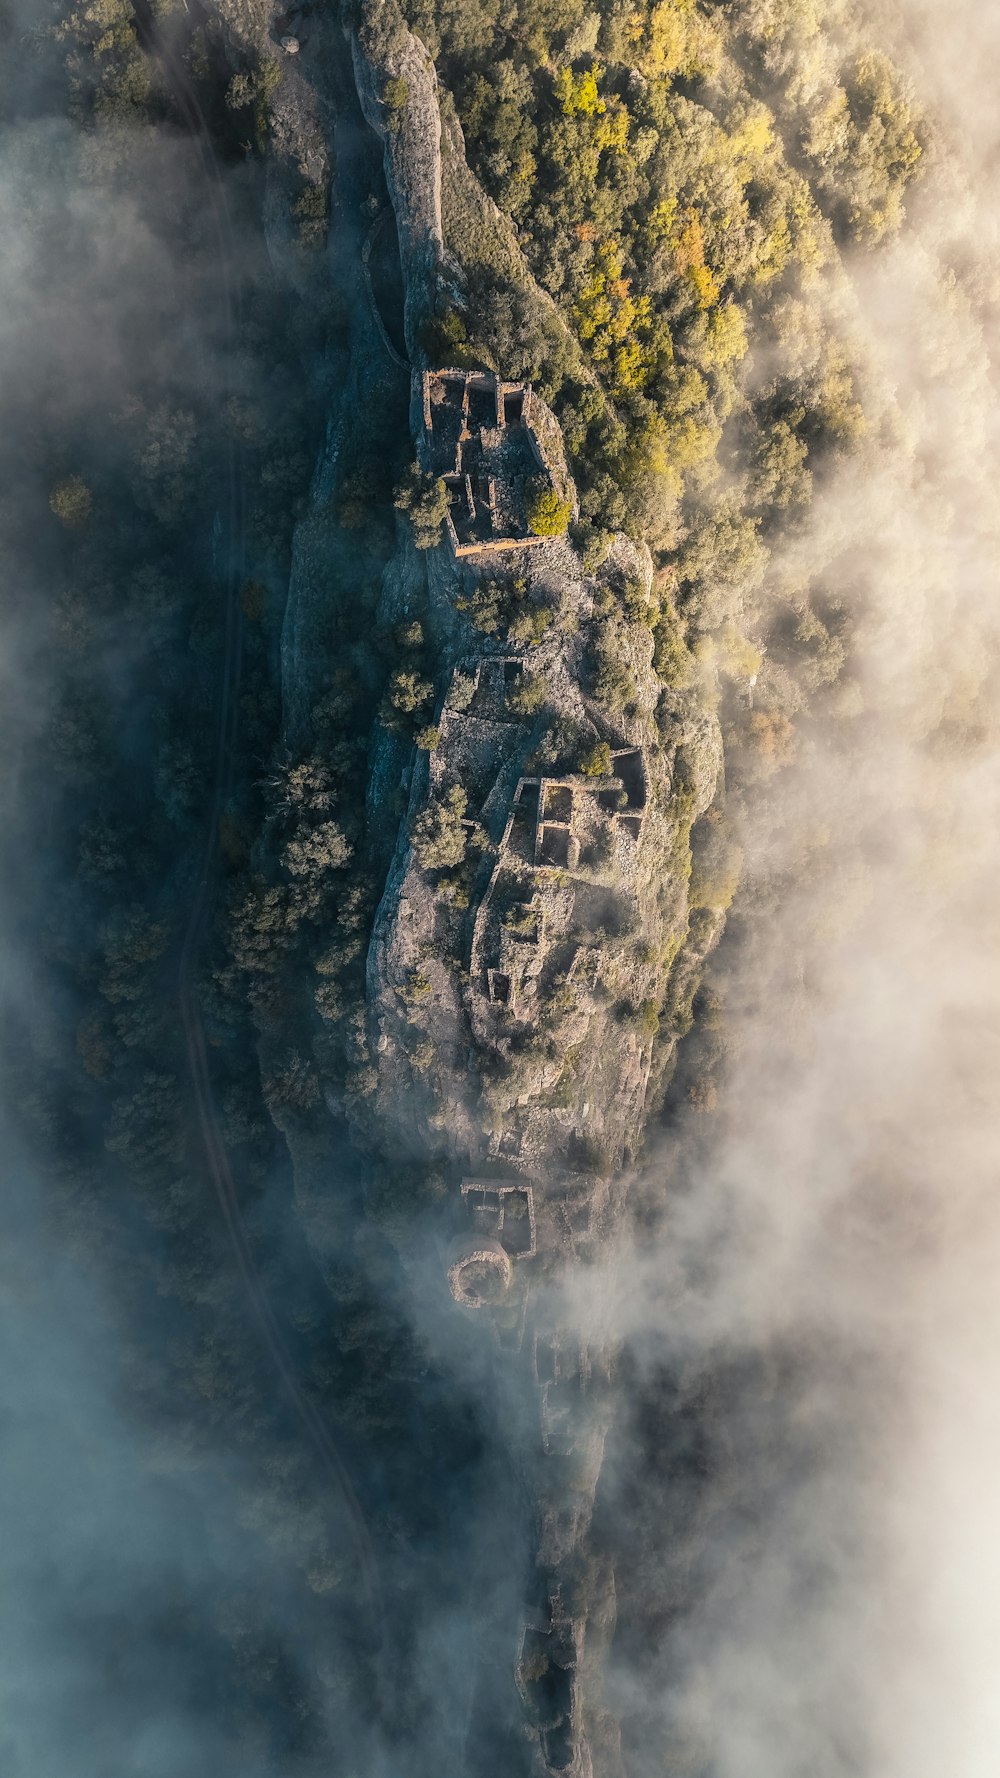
(2, 0), (997, 1772)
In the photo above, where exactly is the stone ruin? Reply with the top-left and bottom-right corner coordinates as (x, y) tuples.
(516, 1589), (592, 1778)
(446, 1235), (513, 1308)
(468, 747), (649, 1021)
(418, 368), (559, 559)
(510, 749), (647, 872)
(447, 1178), (537, 1307)
(443, 655), (529, 724)
(497, 748), (647, 874)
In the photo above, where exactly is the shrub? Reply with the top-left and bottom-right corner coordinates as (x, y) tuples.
(683, 810), (740, 910)
(456, 577), (506, 634)
(401, 969), (433, 1004)
(410, 1037), (436, 1072)
(387, 670), (433, 716)
(717, 622), (763, 682)
(266, 1052), (321, 1110)
(409, 786), (468, 870)
(529, 715), (587, 775)
(419, 308), (469, 361)
(579, 740), (612, 778)
(394, 466), (450, 548)
(437, 871), (471, 908)
(50, 476), (92, 528)
(337, 468), (377, 528)
(507, 604), (553, 646)
(507, 671), (547, 715)
(383, 76), (409, 111)
(446, 671), (476, 711)
(593, 640), (638, 712)
(526, 484), (572, 537)
(225, 71), (255, 109)
(457, 574), (554, 644)
(653, 602), (691, 688)
(293, 179), (329, 249)
(315, 980), (346, 1022)
(414, 725), (441, 750)
(748, 708), (797, 769)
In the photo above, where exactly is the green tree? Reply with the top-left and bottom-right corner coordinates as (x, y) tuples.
(420, 308), (469, 360)
(387, 670), (433, 716)
(409, 786), (468, 869)
(394, 466), (450, 547)
(283, 820), (352, 879)
(553, 64), (605, 118)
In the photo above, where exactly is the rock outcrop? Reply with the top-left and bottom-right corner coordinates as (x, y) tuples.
(350, 6), (444, 358)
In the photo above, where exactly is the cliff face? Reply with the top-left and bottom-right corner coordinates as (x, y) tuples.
(349, 18), (443, 360)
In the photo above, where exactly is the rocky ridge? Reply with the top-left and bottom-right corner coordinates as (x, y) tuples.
(214, 1), (728, 1770)
(340, 14), (724, 1775)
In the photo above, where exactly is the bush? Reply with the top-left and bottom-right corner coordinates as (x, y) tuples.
(414, 724), (441, 750)
(409, 786), (468, 870)
(315, 980), (347, 1022)
(457, 574), (554, 644)
(579, 741), (612, 778)
(394, 466), (450, 548)
(401, 970), (433, 1005)
(747, 708), (797, 771)
(266, 1053), (321, 1110)
(383, 76), (409, 111)
(506, 671), (547, 715)
(446, 671), (476, 711)
(593, 637), (638, 712)
(507, 604), (553, 646)
(419, 308), (469, 361)
(337, 468), (378, 529)
(526, 484), (572, 537)
(387, 670), (433, 716)
(50, 476), (92, 528)
(689, 809), (743, 912)
(653, 601), (691, 688)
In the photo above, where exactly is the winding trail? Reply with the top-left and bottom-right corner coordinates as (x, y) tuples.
(151, 22), (382, 1627)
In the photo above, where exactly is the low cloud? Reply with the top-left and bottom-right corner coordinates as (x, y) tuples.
(586, 5), (1000, 1771)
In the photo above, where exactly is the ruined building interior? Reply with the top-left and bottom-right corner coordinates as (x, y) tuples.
(418, 369), (559, 558)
